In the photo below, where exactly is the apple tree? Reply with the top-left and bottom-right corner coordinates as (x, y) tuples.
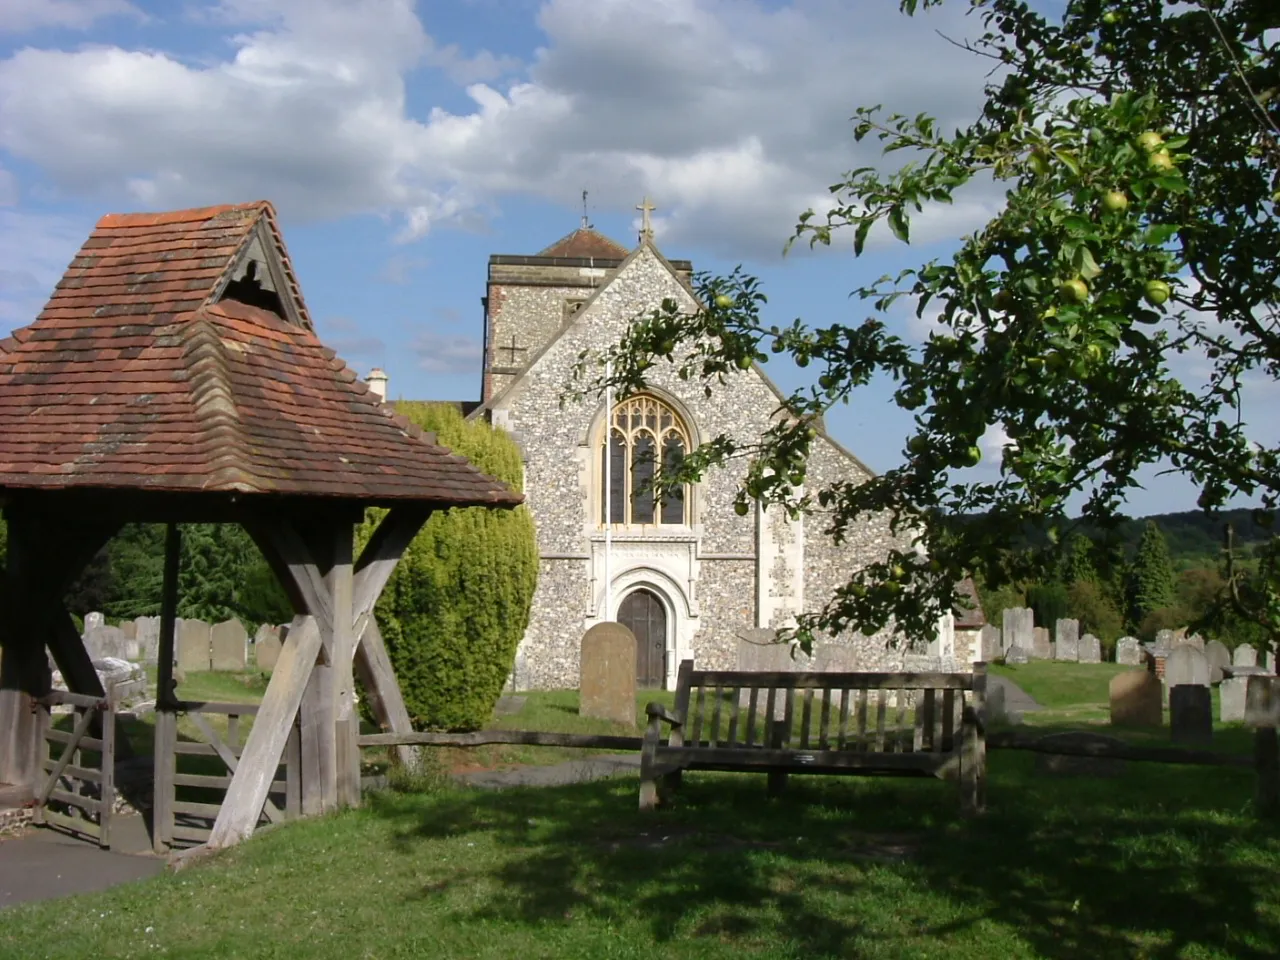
(573, 0), (1280, 654)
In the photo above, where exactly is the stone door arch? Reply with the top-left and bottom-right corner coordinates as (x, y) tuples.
(617, 588), (667, 688)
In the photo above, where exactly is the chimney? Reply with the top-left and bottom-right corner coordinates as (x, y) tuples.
(367, 367), (388, 402)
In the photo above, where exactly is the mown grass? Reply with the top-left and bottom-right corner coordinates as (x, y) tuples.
(4, 746), (1279, 959)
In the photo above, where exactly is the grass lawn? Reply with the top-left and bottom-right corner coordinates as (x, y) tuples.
(4, 748), (1280, 959)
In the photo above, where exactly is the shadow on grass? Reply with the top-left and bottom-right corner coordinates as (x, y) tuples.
(365, 752), (1280, 958)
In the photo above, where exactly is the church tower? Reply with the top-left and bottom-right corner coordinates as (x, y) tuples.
(479, 216), (692, 403)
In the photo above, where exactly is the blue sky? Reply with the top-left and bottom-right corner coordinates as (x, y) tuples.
(0, 0), (1267, 516)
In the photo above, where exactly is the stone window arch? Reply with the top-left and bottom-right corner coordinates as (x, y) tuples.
(599, 394), (690, 526)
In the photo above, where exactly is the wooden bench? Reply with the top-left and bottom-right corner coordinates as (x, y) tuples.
(639, 660), (987, 814)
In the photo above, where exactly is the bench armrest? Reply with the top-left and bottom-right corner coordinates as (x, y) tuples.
(645, 702), (684, 728)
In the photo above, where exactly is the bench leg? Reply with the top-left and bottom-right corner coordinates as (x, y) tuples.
(662, 770), (682, 793)
(767, 771), (788, 798)
(639, 775), (659, 812)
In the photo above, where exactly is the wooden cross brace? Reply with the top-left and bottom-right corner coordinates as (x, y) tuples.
(210, 506), (429, 848)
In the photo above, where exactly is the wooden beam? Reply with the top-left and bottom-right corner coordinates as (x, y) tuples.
(352, 507), (429, 641)
(156, 524), (181, 707)
(328, 523), (359, 808)
(354, 621), (418, 768)
(358, 729), (644, 750)
(208, 616), (322, 848)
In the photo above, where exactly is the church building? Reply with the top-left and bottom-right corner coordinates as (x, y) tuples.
(388, 202), (982, 691)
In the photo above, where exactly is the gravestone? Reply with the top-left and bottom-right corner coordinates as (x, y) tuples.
(1233, 644), (1258, 668)
(1031, 627), (1052, 660)
(83, 611), (104, 633)
(1116, 637), (1142, 666)
(985, 682), (1007, 726)
(254, 624), (283, 671)
(1034, 732), (1129, 778)
(1055, 618), (1080, 662)
(1110, 670), (1162, 727)
(1245, 676), (1280, 728)
(83, 625), (129, 661)
(1005, 645), (1029, 664)
(1267, 649), (1277, 676)
(1169, 685), (1212, 744)
(120, 620), (137, 641)
(1204, 639), (1231, 685)
(1155, 628), (1177, 650)
(1165, 644), (1210, 690)
(1184, 633), (1205, 651)
(1079, 634), (1101, 664)
(579, 622), (637, 726)
(177, 618), (212, 673)
(211, 619), (248, 671)
(1221, 676), (1249, 723)
(978, 624), (1002, 661)
(134, 616), (161, 664)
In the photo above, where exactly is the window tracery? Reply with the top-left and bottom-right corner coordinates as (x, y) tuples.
(599, 395), (689, 526)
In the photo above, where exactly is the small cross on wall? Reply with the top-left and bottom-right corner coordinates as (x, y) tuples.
(636, 196), (657, 240)
(498, 334), (527, 366)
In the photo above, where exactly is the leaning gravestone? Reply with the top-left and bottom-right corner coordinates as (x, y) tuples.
(177, 618), (212, 673)
(1031, 627), (1052, 660)
(1055, 618), (1080, 662)
(83, 625), (129, 661)
(579, 622), (637, 726)
(211, 619), (248, 671)
(1165, 644), (1211, 691)
(254, 624), (283, 672)
(1116, 637), (1142, 666)
(1002, 608), (1033, 656)
(978, 624), (1002, 661)
(1110, 670), (1162, 727)
(1220, 676), (1249, 723)
(1233, 643), (1258, 668)
(1005, 644), (1029, 664)
(1170, 685), (1212, 744)
(1204, 639), (1231, 685)
(1079, 634), (1101, 664)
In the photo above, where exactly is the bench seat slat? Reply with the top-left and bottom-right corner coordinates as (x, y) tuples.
(800, 689), (814, 749)
(653, 744), (953, 775)
(691, 686), (707, 746)
(688, 671), (972, 690)
(726, 687), (741, 746)
(746, 688), (760, 747)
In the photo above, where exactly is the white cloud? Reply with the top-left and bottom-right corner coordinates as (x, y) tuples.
(0, 0), (999, 260)
(1, 0), (140, 33)
(412, 330), (482, 373)
(0, 209), (94, 330)
(979, 422), (1013, 466)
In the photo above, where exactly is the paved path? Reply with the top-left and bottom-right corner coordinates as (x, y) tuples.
(988, 674), (1043, 720)
(454, 754), (640, 790)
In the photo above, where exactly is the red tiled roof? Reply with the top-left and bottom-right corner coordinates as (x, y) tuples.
(537, 228), (629, 259)
(0, 203), (521, 506)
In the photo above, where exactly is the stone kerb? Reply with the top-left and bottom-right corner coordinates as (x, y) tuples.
(1110, 670), (1162, 727)
(1055, 619), (1080, 662)
(210, 619), (248, 671)
(1204, 639), (1231, 685)
(1079, 634), (1101, 664)
(177, 619), (213, 673)
(1116, 637), (1142, 666)
(579, 622), (637, 727)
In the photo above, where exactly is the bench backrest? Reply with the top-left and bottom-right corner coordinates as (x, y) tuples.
(672, 660), (982, 756)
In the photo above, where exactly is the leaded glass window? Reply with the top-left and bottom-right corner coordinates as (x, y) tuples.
(599, 395), (690, 526)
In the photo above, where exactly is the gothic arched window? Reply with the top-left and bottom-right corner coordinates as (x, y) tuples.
(600, 395), (690, 526)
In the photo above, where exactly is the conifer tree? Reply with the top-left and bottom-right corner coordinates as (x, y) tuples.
(1128, 520), (1177, 626)
(363, 402), (538, 731)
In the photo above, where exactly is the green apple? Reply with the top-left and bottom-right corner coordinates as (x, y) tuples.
(1101, 190), (1129, 212)
(714, 294), (735, 308)
(1137, 131), (1165, 152)
(1144, 279), (1171, 305)
(658, 340), (675, 355)
(1027, 356), (1045, 369)
(1148, 150), (1175, 172)
(908, 435), (928, 455)
(1102, 10), (1122, 24)
(1086, 343), (1104, 362)
(734, 500), (749, 516)
(891, 565), (906, 579)
(1060, 278), (1090, 303)
(736, 355), (753, 370)
(993, 290), (1017, 312)
(965, 445), (983, 467)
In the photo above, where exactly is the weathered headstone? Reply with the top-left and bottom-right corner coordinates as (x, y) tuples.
(1184, 633), (1205, 651)
(120, 620), (137, 641)
(1245, 676), (1280, 728)
(1079, 633), (1101, 664)
(211, 619), (248, 671)
(579, 622), (637, 726)
(1116, 637), (1142, 666)
(83, 625), (129, 661)
(1110, 670), (1162, 727)
(1220, 676), (1249, 723)
(740, 629), (808, 672)
(1055, 618), (1080, 662)
(254, 624), (282, 671)
(1002, 607), (1033, 655)
(1005, 645), (1029, 664)
(1204, 639), (1231, 685)
(1165, 644), (1211, 690)
(1031, 626), (1052, 660)
(134, 616), (161, 664)
(1169, 684), (1212, 744)
(1155, 628), (1177, 650)
(1034, 731), (1129, 777)
(83, 611), (104, 633)
(978, 624), (1002, 662)
(177, 618), (212, 673)
(1233, 643), (1258, 668)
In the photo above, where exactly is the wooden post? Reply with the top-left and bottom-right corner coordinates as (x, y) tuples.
(152, 707), (175, 854)
(328, 523), (359, 808)
(99, 701), (116, 850)
(0, 519), (52, 789)
(157, 523), (181, 707)
(209, 617), (323, 848)
(961, 662), (988, 815)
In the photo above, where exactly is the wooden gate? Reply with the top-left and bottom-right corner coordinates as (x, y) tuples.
(152, 700), (300, 852)
(31, 691), (118, 848)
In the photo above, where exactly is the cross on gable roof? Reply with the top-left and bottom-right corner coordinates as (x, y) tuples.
(0, 202), (520, 507)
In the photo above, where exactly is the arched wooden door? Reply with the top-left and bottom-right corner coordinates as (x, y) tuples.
(618, 589), (667, 688)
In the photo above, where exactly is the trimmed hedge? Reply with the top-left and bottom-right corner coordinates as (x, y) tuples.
(360, 403), (538, 731)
